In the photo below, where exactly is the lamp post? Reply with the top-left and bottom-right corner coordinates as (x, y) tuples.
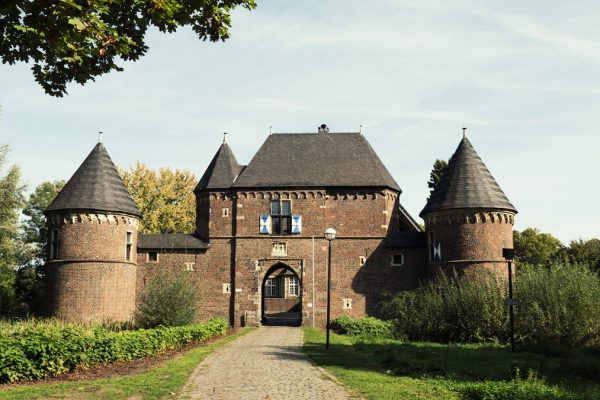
(503, 248), (516, 353)
(324, 228), (336, 351)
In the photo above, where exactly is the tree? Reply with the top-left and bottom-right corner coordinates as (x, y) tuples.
(565, 238), (600, 274)
(15, 180), (65, 307)
(0, 0), (256, 96)
(0, 144), (25, 315)
(135, 271), (199, 328)
(121, 163), (196, 234)
(427, 159), (448, 196)
(513, 228), (564, 267)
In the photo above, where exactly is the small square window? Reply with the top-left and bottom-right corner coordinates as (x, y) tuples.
(391, 253), (404, 266)
(148, 252), (158, 262)
(222, 208), (229, 217)
(359, 256), (366, 266)
(343, 298), (353, 309)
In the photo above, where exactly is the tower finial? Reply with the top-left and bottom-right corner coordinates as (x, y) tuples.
(269, 125), (272, 135)
(462, 127), (467, 138)
(223, 132), (227, 144)
(98, 131), (103, 143)
(359, 124), (363, 134)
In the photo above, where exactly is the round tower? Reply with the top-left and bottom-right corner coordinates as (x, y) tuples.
(420, 136), (517, 277)
(44, 142), (141, 322)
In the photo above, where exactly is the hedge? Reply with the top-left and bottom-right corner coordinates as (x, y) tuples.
(0, 318), (227, 383)
(331, 316), (393, 339)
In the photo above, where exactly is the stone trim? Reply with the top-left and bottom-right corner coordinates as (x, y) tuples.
(425, 210), (515, 227)
(48, 212), (139, 228)
(200, 189), (397, 201)
(46, 259), (137, 266)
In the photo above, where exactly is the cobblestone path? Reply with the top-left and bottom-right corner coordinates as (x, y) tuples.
(179, 326), (360, 400)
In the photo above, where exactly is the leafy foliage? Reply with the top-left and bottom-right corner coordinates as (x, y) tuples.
(382, 271), (508, 343)
(458, 373), (579, 400)
(0, 317), (227, 383)
(563, 238), (600, 274)
(121, 163), (196, 234)
(381, 264), (600, 349)
(427, 158), (448, 196)
(331, 316), (393, 339)
(0, 144), (26, 316)
(516, 264), (600, 348)
(0, 0), (256, 96)
(513, 228), (564, 267)
(135, 271), (199, 328)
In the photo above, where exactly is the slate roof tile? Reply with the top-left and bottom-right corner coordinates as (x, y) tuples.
(45, 143), (141, 217)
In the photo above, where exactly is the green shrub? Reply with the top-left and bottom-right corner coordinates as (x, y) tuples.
(516, 263), (600, 348)
(135, 272), (199, 328)
(382, 271), (508, 343)
(331, 316), (393, 339)
(458, 379), (577, 400)
(0, 318), (227, 383)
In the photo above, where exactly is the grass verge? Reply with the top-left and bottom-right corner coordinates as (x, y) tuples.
(0, 328), (253, 400)
(302, 328), (600, 400)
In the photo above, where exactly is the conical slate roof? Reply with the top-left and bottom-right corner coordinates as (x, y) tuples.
(46, 143), (141, 217)
(195, 142), (244, 191)
(420, 137), (516, 217)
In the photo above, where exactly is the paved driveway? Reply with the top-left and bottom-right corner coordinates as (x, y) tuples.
(179, 326), (360, 400)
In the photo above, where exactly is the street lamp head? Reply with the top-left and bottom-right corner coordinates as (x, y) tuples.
(324, 228), (337, 241)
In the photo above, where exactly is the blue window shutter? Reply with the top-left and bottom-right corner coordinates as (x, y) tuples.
(260, 215), (272, 234)
(291, 214), (302, 234)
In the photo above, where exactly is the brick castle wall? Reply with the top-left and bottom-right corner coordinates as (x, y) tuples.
(45, 212), (138, 322)
(424, 209), (515, 277)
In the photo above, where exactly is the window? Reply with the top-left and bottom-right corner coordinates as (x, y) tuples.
(289, 276), (299, 296)
(343, 298), (353, 309)
(49, 229), (59, 260)
(390, 253), (404, 266)
(126, 231), (133, 261)
(223, 283), (231, 294)
(359, 256), (366, 266)
(265, 278), (277, 297)
(148, 252), (158, 262)
(222, 208), (229, 217)
(271, 200), (291, 234)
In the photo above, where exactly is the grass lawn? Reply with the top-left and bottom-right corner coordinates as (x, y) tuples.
(303, 328), (600, 400)
(0, 328), (252, 400)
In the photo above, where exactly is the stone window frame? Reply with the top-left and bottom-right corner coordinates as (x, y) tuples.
(390, 253), (404, 266)
(222, 208), (229, 217)
(270, 199), (292, 234)
(125, 231), (133, 262)
(342, 298), (353, 309)
(147, 251), (159, 263)
(49, 228), (59, 260)
(288, 276), (299, 297)
(359, 255), (366, 266)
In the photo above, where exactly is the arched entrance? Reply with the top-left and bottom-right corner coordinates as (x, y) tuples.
(261, 262), (302, 326)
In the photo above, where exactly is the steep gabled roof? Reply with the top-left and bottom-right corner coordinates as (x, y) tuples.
(232, 132), (401, 191)
(46, 143), (141, 217)
(195, 142), (244, 192)
(420, 137), (517, 216)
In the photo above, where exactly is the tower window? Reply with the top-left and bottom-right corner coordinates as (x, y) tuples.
(147, 252), (158, 262)
(390, 253), (404, 266)
(49, 229), (59, 260)
(222, 208), (229, 217)
(271, 200), (292, 234)
(126, 231), (133, 261)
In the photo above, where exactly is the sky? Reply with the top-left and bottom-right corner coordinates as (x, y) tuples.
(0, 0), (598, 244)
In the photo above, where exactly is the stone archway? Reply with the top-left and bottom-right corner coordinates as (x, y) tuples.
(261, 262), (302, 326)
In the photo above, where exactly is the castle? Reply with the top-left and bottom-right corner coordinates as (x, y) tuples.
(43, 126), (517, 327)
